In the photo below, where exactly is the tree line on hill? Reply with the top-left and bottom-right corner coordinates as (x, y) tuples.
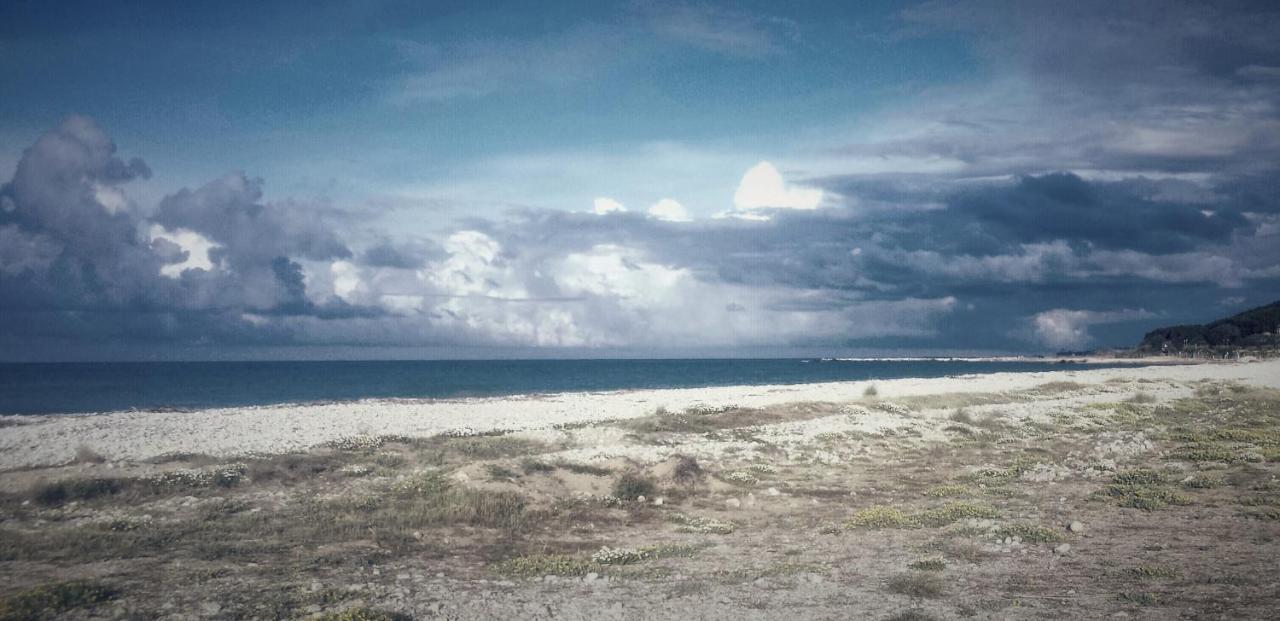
(1137, 300), (1280, 356)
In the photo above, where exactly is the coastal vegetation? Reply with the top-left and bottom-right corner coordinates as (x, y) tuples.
(1, 376), (1278, 618)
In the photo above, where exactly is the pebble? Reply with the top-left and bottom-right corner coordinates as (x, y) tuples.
(725, 498), (741, 508)
(1054, 543), (1072, 555)
(653, 497), (663, 505)
(766, 487), (781, 496)
(1069, 521), (1084, 533)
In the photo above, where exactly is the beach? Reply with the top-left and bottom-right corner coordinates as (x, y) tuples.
(2, 358), (1279, 619)
(1, 358), (1272, 470)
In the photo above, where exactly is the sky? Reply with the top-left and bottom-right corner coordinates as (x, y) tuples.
(1, 0), (1279, 361)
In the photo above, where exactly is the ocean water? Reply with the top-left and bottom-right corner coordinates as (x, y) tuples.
(0, 358), (1123, 415)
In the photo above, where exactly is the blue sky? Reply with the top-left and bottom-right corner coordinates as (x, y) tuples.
(2, 1), (1279, 360)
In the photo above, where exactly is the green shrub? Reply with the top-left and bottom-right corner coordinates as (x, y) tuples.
(30, 478), (125, 505)
(0, 581), (117, 621)
(846, 506), (915, 530)
(612, 473), (656, 500)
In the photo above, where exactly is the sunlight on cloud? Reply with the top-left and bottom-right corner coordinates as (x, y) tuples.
(148, 224), (218, 278)
(592, 197), (627, 215)
(727, 161), (823, 220)
(647, 198), (691, 222)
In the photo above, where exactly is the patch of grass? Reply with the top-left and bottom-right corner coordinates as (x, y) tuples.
(72, 445), (106, 464)
(0, 581), (118, 621)
(389, 471), (526, 529)
(1126, 392), (1157, 404)
(992, 523), (1064, 544)
(1125, 564), (1182, 580)
(491, 554), (595, 578)
(315, 608), (412, 621)
(915, 502), (999, 527)
(29, 477), (126, 505)
(1242, 507), (1280, 521)
(1112, 468), (1167, 486)
(519, 458), (555, 475)
(1117, 591), (1159, 606)
(668, 513), (735, 534)
(884, 610), (938, 621)
(612, 472), (657, 500)
(555, 460), (612, 476)
(847, 506), (916, 530)
(968, 459), (1036, 485)
(1167, 444), (1263, 464)
(640, 542), (709, 559)
(720, 471), (759, 486)
(1102, 482), (1192, 511)
(846, 502), (998, 530)
(627, 403), (840, 434)
(485, 464), (519, 480)
(1033, 381), (1086, 394)
(1236, 493), (1280, 507)
(1181, 474), (1224, 489)
(908, 559), (946, 571)
(885, 572), (946, 598)
(923, 484), (971, 498)
(948, 408), (975, 424)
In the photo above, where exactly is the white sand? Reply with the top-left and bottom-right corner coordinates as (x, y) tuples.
(2, 360), (1277, 470)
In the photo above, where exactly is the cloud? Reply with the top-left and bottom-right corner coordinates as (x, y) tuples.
(592, 197), (627, 215)
(1030, 308), (1155, 350)
(730, 161), (824, 219)
(148, 224), (219, 278)
(642, 2), (796, 58)
(390, 25), (627, 103)
(647, 198), (691, 222)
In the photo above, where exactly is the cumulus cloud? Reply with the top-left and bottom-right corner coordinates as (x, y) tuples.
(647, 198), (691, 222)
(592, 197), (627, 215)
(732, 161), (824, 214)
(1030, 308), (1156, 350)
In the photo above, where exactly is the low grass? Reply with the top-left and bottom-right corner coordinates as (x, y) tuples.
(846, 506), (915, 529)
(1125, 564), (1182, 580)
(3, 470), (526, 565)
(1101, 482), (1192, 511)
(923, 484), (971, 498)
(846, 502), (997, 530)
(612, 473), (657, 500)
(908, 559), (946, 572)
(491, 554), (596, 578)
(992, 523), (1065, 544)
(0, 581), (118, 621)
(886, 572), (946, 598)
(315, 608), (412, 621)
(626, 403), (840, 435)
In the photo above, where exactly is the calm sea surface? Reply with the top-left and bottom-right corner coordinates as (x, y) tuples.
(0, 359), (1126, 415)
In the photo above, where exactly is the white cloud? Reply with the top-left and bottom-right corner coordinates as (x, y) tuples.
(732, 161), (823, 212)
(647, 198), (691, 222)
(555, 244), (688, 301)
(1030, 308), (1155, 350)
(148, 224), (218, 278)
(592, 197), (627, 215)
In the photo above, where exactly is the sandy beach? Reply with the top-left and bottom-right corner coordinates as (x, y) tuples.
(2, 359), (1274, 470)
(3, 359), (1280, 620)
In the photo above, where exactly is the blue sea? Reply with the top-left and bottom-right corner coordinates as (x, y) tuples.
(0, 358), (1124, 415)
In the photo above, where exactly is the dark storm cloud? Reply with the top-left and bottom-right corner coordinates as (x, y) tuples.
(0, 117), (388, 353)
(154, 173), (351, 268)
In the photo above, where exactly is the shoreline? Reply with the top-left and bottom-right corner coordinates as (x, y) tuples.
(2, 358), (1276, 471)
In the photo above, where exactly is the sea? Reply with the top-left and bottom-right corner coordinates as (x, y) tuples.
(0, 358), (1131, 416)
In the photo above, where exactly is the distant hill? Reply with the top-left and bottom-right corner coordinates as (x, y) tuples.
(1138, 301), (1280, 352)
